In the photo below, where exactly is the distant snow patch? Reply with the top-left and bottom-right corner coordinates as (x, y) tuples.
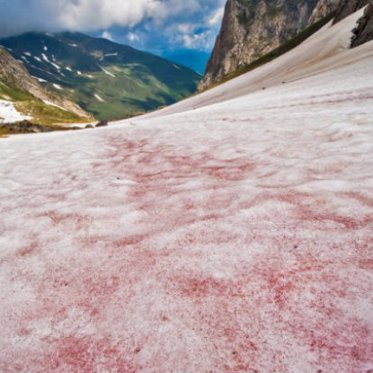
(24, 52), (31, 57)
(32, 76), (47, 83)
(101, 66), (116, 78)
(53, 84), (63, 90)
(43, 100), (67, 112)
(42, 53), (61, 70)
(94, 94), (105, 102)
(104, 53), (118, 58)
(33, 56), (42, 62)
(66, 67), (73, 72)
(43, 46), (48, 51)
(51, 62), (61, 70)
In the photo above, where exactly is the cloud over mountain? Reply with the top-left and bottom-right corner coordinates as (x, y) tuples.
(0, 0), (221, 36)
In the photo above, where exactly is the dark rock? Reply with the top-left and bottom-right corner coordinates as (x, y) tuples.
(96, 120), (108, 127)
(0, 120), (52, 134)
(0, 120), (78, 134)
(85, 124), (94, 129)
(351, 4), (373, 47)
(333, 0), (370, 24)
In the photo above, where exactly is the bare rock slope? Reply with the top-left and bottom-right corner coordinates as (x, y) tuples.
(199, 0), (342, 90)
(352, 2), (373, 47)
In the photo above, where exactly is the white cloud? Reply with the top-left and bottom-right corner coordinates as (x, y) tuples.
(127, 32), (140, 42)
(0, 0), (227, 52)
(102, 31), (113, 41)
(208, 6), (225, 25)
(0, 0), (209, 36)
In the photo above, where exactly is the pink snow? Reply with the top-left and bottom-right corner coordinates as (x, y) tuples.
(0, 10), (372, 373)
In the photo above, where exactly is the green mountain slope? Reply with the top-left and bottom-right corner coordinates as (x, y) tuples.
(0, 47), (91, 135)
(0, 32), (201, 120)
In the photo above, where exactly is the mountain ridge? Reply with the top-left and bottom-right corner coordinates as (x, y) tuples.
(0, 47), (88, 118)
(0, 32), (201, 121)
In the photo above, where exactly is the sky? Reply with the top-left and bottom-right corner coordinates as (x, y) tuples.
(0, 0), (226, 54)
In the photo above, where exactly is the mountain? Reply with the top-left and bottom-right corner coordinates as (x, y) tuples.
(161, 49), (211, 75)
(151, 1), (373, 117)
(0, 47), (90, 130)
(0, 32), (201, 121)
(199, 0), (342, 90)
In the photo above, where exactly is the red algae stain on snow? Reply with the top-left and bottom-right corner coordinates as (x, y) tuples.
(273, 191), (373, 230)
(46, 335), (137, 373)
(202, 162), (255, 181)
(178, 276), (236, 299)
(16, 240), (39, 257)
(36, 210), (92, 229)
(359, 259), (373, 270)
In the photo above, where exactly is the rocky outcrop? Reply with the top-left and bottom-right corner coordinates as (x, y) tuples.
(199, 0), (342, 90)
(0, 48), (88, 118)
(333, 0), (370, 24)
(351, 3), (373, 47)
(308, 0), (340, 25)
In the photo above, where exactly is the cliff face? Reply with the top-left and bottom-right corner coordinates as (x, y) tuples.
(199, 0), (343, 90)
(333, 0), (370, 23)
(332, 0), (373, 48)
(351, 3), (373, 47)
(308, 0), (341, 25)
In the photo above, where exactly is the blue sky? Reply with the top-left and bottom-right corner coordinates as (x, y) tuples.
(0, 0), (226, 54)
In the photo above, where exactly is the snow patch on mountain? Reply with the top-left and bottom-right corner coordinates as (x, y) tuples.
(0, 100), (31, 123)
(53, 83), (63, 90)
(94, 93), (105, 102)
(101, 66), (116, 78)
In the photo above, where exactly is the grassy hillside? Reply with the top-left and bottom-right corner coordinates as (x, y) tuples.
(0, 81), (88, 126)
(0, 32), (201, 120)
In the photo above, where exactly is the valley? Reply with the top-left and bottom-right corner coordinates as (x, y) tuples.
(0, 31), (200, 131)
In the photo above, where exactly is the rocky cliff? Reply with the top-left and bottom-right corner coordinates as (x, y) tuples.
(308, 0), (341, 25)
(351, 3), (373, 47)
(199, 0), (344, 90)
(333, 0), (370, 23)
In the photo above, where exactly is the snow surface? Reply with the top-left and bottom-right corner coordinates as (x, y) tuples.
(0, 10), (372, 373)
(0, 100), (30, 123)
